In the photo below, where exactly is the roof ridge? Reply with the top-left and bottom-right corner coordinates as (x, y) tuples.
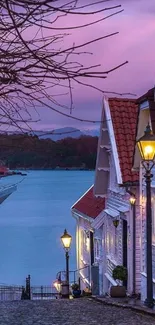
(108, 97), (137, 102)
(108, 98), (139, 183)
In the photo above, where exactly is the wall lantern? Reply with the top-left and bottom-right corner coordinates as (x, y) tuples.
(113, 218), (119, 228)
(130, 196), (136, 205)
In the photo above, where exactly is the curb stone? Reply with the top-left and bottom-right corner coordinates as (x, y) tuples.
(91, 296), (155, 318)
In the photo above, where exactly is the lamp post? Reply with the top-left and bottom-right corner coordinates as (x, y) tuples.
(137, 124), (155, 308)
(61, 229), (72, 298)
(129, 195), (136, 296)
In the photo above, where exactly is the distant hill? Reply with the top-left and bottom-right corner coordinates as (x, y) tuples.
(0, 133), (98, 170)
(6, 127), (99, 141)
(36, 127), (83, 141)
(31, 127), (99, 141)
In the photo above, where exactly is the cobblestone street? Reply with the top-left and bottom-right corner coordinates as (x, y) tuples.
(0, 298), (155, 325)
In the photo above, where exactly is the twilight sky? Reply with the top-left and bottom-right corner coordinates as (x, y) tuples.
(29, 0), (155, 131)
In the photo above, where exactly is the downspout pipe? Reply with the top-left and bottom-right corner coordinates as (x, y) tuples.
(126, 188), (136, 296)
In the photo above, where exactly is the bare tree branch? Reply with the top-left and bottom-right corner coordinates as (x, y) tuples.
(0, 0), (129, 130)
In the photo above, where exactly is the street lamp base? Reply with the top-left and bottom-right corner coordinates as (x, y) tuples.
(61, 294), (69, 299)
(61, 283), (70, 299)
(144, 298), (154, 309)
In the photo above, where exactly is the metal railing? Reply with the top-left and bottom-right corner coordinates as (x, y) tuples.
(0, 285), (59, 301)
(0, 267), (91, 301)
(31, 286), (58, 300)
(0, 285), (23, 301)
(56, 265), (91, 289)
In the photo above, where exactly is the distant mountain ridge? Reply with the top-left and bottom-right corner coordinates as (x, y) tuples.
(5, 127), (99, 141)
(33, 127), (99, 141)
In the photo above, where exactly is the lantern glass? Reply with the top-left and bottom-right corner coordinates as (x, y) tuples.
(130, 196), (136, 205)
(137, 124), (155, 161)
(61, 229), (72, 251)
(53, 280), (61, 292)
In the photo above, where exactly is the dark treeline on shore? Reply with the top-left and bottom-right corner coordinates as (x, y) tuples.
(0, 134), (98, 170)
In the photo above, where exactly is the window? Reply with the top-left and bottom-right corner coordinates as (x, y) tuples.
(106, 219), (118, 259)
(80, 229), (89, 256)
(94, 238), (102, 261)
(114, 227), (118, 257)
(80, 229), (84, 256)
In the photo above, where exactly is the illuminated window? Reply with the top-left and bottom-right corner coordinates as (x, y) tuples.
(80, 229), (89, 255)
(114, 227), (118, 257)
(94, 238), (102, 261)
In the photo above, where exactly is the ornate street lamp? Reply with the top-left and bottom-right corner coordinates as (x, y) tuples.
(137, 123), (155, 308)
(61, 229), (72, 298)
(61, 229), (72, 252)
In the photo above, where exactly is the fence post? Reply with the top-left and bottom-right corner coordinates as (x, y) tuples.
(26, 275), (31, 300)
(28, 274), (31, 300)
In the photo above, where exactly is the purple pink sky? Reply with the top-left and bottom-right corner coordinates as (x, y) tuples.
(30, 0), (155, 131)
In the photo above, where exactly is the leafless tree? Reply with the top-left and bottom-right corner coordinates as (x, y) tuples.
(0, 0), (128, 131)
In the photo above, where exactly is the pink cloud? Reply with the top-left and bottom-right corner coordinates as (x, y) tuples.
(64, 0), (155, 100)
(15, 1), (155, 129)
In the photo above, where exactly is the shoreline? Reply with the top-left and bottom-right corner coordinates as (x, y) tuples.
(13, 167), (95, 171)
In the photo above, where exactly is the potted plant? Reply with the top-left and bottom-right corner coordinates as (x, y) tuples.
(71, 283), (81, 298)
(110, 265), (128, 298)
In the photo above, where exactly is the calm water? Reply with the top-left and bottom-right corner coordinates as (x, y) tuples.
(0, 171), (94, 286)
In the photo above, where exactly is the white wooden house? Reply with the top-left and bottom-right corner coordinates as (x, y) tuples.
(71, 185), (105, 294)
(71, 87), (155, 301)
(71, 96), (140, 296)
(94, 96), (141, 296)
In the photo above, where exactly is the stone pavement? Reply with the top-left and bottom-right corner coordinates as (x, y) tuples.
(93, 295), (155, 316)
(0, 298), (155, 325)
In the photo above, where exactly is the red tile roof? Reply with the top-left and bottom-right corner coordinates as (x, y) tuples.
(108, 98), (139, 184)
(72, 186), (105, 219)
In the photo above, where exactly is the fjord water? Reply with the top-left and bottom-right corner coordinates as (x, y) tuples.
(0, 171), (94, 286)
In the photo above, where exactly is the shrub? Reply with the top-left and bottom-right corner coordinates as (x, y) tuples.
(112, 265), (128, 282)
(71, 283), (79, 291)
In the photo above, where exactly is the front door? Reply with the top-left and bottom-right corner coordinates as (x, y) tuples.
(90, 231), (94, 265)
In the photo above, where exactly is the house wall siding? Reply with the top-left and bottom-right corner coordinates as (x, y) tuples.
(73, 212), (104, 292)
(100, 150), (142, 295)
(131, 186), (142, 294)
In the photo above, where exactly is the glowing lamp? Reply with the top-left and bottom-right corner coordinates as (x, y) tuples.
(130, 196), (136, 205)
(61, 229), (72, 251)
(137, 124), (155, 161)
(53, 280), (61, 293)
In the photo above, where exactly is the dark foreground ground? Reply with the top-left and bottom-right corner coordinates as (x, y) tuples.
(0, 298), (155, 325)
